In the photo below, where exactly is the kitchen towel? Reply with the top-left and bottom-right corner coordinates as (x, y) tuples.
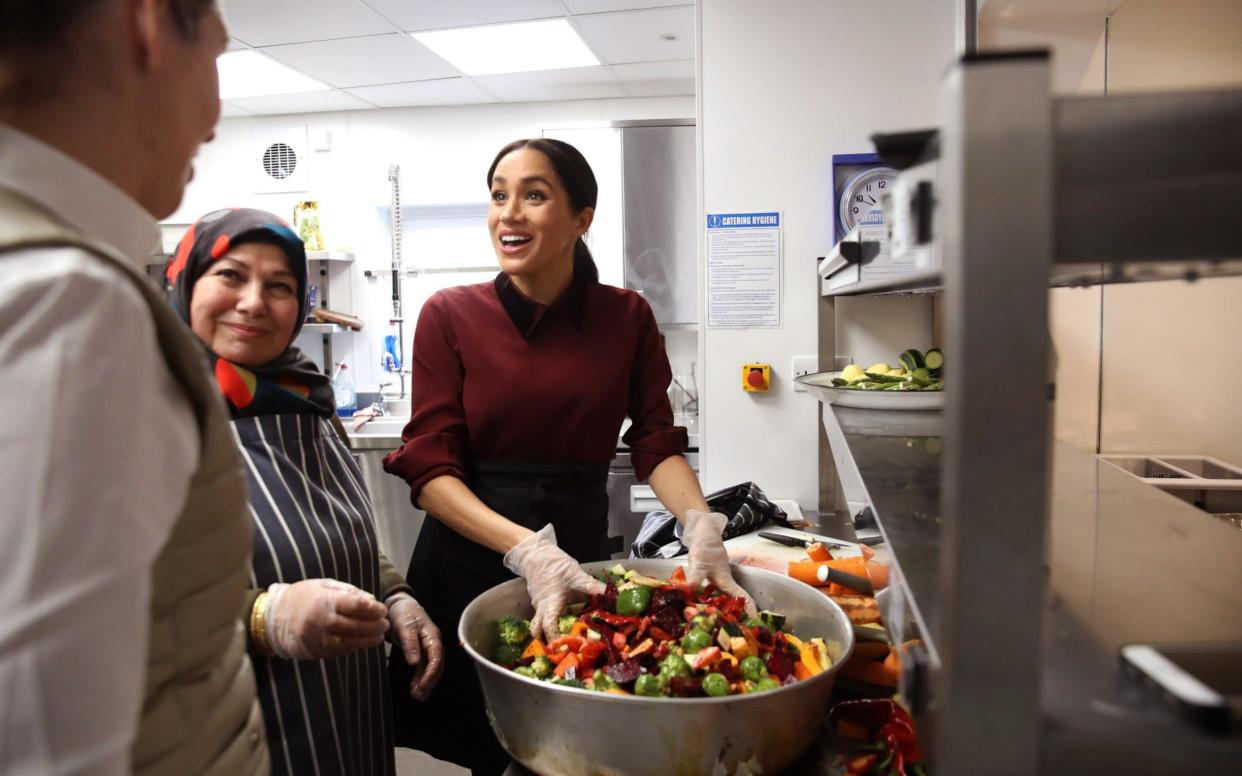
(630, 481), (788, 559)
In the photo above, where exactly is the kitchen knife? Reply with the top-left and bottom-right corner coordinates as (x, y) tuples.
(757, 530), (847, 550)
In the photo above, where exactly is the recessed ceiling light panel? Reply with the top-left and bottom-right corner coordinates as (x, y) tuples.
(412, 19), (600, 76)
(217, 50), (331, 100)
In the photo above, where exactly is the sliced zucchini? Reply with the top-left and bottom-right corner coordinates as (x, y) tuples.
(831, 377), (848, 387)
(899, 349), (925, 372)
(923, 349), (944, 371)
(863, 371), (904, 383)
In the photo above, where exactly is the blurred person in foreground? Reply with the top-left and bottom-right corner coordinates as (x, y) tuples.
(0, 1), (268, 773)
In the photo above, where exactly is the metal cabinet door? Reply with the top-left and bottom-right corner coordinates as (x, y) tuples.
(621, 125), (697, 326)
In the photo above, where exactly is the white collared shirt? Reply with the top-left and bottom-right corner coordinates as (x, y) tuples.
(0, 125), (199, 775)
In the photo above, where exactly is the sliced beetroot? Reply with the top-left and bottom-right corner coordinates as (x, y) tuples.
(668, 676), (704, 697)
(650, 587), (686, 612)
(648, 606), (683, 637)
(604, 659), (642, 686)
(765, 646), (796, 680)
(584, 582), (619, 615)
(718, 660), (739, 682)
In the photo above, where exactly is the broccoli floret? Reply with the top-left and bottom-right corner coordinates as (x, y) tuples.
(529, 656), (554, 678)
(558, 615), (579, 635)
(494, 642), (525, 667)
(497, 615), (532, 646)
(512, 666), (538, 679)
(552, 677), (586, 689)
(592, 669), (617, 691)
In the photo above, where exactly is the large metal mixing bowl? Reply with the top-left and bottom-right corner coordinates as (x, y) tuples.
(459, 559), (854, 776)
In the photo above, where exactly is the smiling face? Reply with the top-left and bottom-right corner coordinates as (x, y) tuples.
(487, 147), (594, 285)
(189, 241), (301, 367)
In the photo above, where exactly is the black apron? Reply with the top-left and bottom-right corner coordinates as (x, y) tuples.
(389, 459), (610, 775)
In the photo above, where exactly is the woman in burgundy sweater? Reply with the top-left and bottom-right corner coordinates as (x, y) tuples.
(383, 138), (753, 774)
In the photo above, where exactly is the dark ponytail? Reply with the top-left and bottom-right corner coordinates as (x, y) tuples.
(487, 137), (599, 283)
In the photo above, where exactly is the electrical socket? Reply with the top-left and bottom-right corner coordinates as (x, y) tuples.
(791, 355), (818, 391)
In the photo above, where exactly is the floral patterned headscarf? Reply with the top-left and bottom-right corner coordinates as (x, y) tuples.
(166, 208), (335, 419)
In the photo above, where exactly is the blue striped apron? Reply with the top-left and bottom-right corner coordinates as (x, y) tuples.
(231, 413), (394, 776)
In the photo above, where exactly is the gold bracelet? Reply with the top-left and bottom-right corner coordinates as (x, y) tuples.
(250, 592), (274, 657)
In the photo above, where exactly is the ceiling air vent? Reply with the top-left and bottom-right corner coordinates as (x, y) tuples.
(251, 125), (308, 193)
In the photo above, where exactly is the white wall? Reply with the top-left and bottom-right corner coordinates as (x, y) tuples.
(169, 95), (694, 390)
(698, 1), (957, 508)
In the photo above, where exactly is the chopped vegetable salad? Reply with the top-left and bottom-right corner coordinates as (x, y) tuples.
(492, 564), (840, 697)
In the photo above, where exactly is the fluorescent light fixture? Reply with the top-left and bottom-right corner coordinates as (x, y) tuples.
(412, 19), (600, 76)
(217, 50), (330, 100)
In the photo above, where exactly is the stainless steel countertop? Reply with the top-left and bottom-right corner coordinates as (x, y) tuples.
(825, 403), (1242, 770)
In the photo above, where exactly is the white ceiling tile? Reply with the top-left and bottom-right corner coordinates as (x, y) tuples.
(220, 101), (253, 117)
(222, 0), (397, 47)
(260, 34), (458, 88)
(346, 78), (499, 107)
(563, 0), (691, 14)
(365, 0), (567, 31)
(573, 6), (694, 64)
(229, 90), (375, 115)
(227, 37), (249, 50)
(473, 67), (626, 102)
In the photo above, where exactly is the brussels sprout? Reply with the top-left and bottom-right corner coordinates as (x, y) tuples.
(739, 655), (768, 682)
(681, 628), (713, 654)
(702, 672), (730, 697)
(634, 674), (663, 697)
(529, 656), (554, 678)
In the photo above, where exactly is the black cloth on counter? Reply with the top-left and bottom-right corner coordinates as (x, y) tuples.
(631, 481), (788, 559)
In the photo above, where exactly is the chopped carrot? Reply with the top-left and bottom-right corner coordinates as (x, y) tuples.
(569, 621), (589, 638)
(793, 661), (814, 680)
(553, 653), (579, 679)
(520, 639), (546, 659)
(883, 647), (902, 684)
(547, 651), (567, 665)
(671, 566), (687, 583)
(866, 561), (889, 590)
(806, 542), (832, 562)
(787, 561), (830, 587)
(840, 655), (897, 687)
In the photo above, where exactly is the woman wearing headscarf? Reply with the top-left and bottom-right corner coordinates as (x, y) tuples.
(167, 208), (443, 776)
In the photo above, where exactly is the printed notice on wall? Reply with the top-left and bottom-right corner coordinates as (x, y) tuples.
(706, 212), (782, 328)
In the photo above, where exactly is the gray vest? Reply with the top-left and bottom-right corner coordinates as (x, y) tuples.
(0, 188), (268, 775)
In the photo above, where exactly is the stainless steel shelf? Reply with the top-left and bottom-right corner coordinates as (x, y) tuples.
(305, 250), (355, 263)
(821, 257), (1242, 297)
(817, 399), (1242, 771)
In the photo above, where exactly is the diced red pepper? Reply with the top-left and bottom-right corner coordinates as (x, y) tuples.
(546, 635), (584, 654)
(578, 640), (608, 675)
(648, 626), (673, 642)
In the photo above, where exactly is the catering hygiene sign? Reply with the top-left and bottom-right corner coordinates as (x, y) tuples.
(706, 211), (782, 328)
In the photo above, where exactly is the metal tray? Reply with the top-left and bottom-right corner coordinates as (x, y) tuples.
(796, 371), (943, 411)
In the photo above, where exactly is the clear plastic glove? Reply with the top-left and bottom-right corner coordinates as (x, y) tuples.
(386, 593), (444, 701)
(682, 509), (758, 616)
(264, 578), (389, 661)
(503, 524), (605, 642)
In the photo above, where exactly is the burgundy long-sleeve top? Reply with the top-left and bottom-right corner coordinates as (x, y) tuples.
(383, 259), (688, 505)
